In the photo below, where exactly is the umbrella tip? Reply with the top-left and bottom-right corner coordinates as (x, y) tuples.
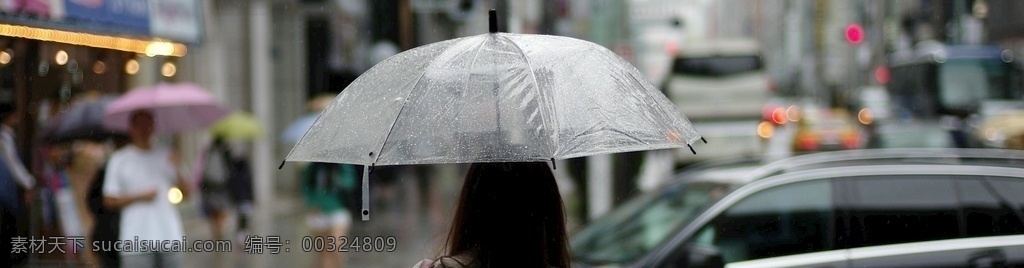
(701, 136), (707, 144)
(550, 158), (556, 170)
(489, 9), (498, 33)
(278, 160), (285, 170)
(688, 144), (697, 155)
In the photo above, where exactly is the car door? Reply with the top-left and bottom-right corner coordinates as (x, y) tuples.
(843, 174), (1024, 267)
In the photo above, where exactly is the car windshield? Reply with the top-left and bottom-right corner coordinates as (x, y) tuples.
(571, 180), (734, 264)
(938, 59), (1004, 109)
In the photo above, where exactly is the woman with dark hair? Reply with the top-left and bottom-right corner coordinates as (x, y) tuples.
(413, 162), (570, 268)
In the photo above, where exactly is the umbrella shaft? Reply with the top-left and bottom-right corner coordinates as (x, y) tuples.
(361, 165), (370, 221)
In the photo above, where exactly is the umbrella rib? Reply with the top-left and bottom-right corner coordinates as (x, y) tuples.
(453, 36), (490, 122)
(372, 44), (451, 165)
(504, 35), (557, 158)
(592, 49), (699, 145)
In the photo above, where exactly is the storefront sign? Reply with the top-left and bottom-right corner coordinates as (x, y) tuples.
(63, 0), (150, 35)
(0, 0), (201, 44)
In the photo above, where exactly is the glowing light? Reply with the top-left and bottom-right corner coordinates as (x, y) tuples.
(168, 187), (183, 205)
(0, 50), (10, 65)
(874, 66), (890, 84)
(125, 59), (139, 75)
(985, 128), (1001, 141)
(145, 42), (175, 57)
(92, 61), (106, 74)
(845, 24), (864, 44)
(858, 108), (873, 125)
(786, 105), (801, 122)
(0, 23), (186, 57)
(161, 62), (176, 77)
(666, 130), (681, 142)
(771, 107), (787, 125)
(55, 50), (68, 65)
(757, 121), (775, 139)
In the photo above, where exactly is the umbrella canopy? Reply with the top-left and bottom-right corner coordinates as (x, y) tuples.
(280, 113), (317, 143)
(42, 95), (125, 143)
(210, 112), (264, 140)
(103, 83), (230, 134)
(286, 32), (701, 166)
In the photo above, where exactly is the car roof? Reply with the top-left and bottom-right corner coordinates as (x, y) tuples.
(737, 148), (1024, 184)
(663, 148), (1024, 191)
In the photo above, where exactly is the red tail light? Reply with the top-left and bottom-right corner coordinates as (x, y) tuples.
(763, 106), (788, 125)
(771, 108), (787, 125)
(797, 133), (820, 151)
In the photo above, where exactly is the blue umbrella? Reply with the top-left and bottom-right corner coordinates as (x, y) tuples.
(280, 113), (318, 143)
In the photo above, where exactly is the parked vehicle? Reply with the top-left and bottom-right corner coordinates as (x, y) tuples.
(663, 38), (772, 164)
(792, 108), (863, 153)
(571, 149), (1024, 268)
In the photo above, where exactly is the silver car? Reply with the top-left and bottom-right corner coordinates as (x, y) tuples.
(571, 149), (1024, 267)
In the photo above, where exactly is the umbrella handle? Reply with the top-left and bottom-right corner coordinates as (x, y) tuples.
(361, 165), (370, 221)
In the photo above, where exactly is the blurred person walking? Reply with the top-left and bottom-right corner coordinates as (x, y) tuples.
(0, 101), (34, 267)
(87, 136), (130, 268)
(301, 162), (357, 268)
(102, 110), (190, 268)
(413, 162), (570, 268)
(41, 144), (86, 257)
(195, 137), (233, 241)
(194, 137), (255, 241)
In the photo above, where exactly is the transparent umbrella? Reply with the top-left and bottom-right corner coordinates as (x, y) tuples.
(285, 11), (703, 220)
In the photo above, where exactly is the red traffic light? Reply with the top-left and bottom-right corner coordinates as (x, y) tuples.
(845, 24), (864, 44)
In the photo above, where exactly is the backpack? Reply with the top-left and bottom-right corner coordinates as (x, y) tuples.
(227, 157), (254, 203)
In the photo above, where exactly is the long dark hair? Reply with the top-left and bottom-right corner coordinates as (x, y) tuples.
(443, 162), (570, 268)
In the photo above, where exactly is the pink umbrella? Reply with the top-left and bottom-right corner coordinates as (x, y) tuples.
(103, 83), (230, 134)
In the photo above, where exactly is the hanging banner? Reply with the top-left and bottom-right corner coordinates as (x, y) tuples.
(149, 0), (200, 43)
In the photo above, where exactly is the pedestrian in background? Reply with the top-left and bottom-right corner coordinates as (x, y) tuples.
(413, 162), (570, 268)
(301, 162), (357, 268)
(102, 110), (190, 268)
(196, 137), (233, 241)
(194, 136), (255, 241)
(87, 136), (130, 268)
(0, 100), (34, 267)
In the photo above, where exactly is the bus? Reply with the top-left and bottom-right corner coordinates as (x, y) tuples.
(887, 42), (1023, 147)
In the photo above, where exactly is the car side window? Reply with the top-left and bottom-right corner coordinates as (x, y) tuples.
(957, 179), (1024, 237)
(844, 176), (960, 248)
(689, 179), (834, 263)
(985, 177), (1024, 225)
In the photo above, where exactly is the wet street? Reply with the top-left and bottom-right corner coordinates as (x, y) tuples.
(178, 166), (461, 268)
